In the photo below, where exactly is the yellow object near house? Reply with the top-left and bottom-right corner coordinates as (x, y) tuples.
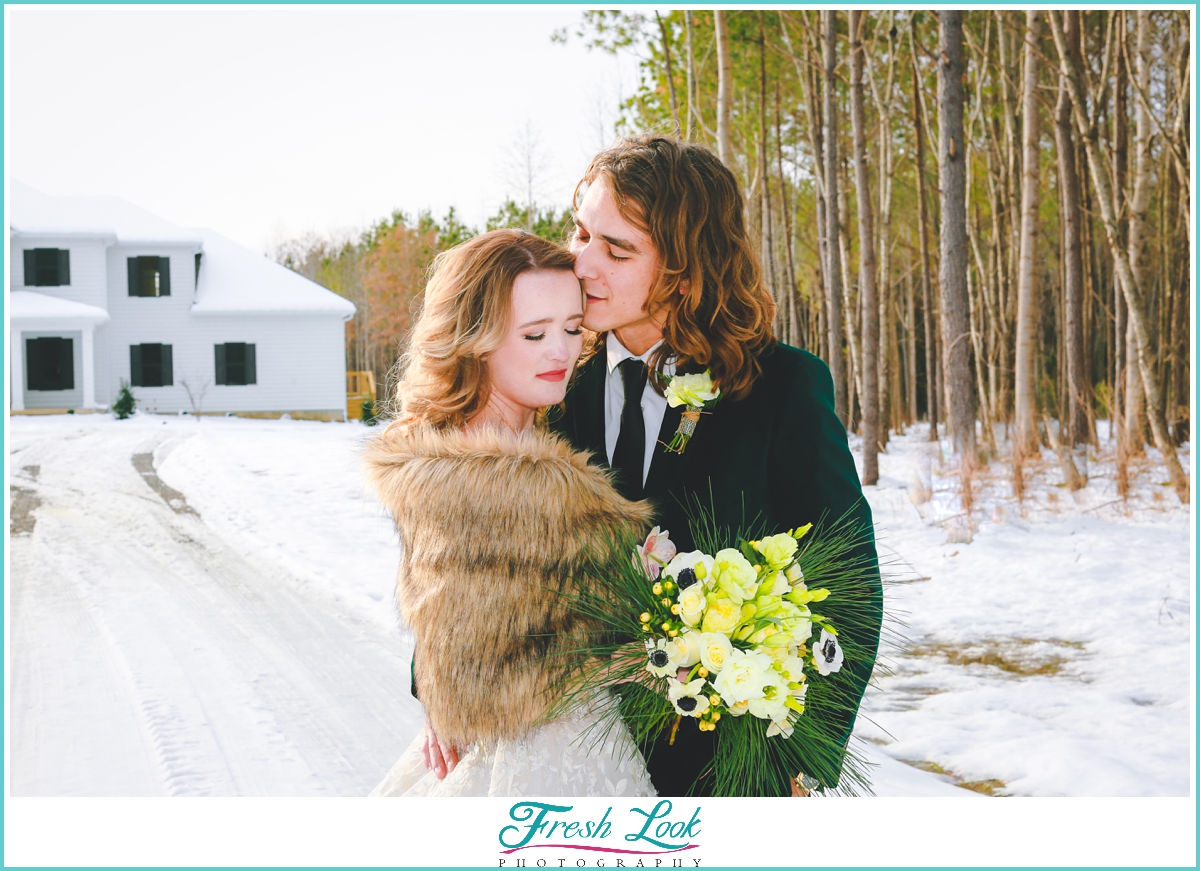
(347, 371), (377, 421)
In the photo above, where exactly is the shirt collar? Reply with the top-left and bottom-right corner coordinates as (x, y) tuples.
(605, 334), (669, 375)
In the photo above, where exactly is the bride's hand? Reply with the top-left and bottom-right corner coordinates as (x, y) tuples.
(422, 716), (461, 779)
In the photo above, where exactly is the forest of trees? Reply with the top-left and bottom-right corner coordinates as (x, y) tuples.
(276, 10), (1190, 505)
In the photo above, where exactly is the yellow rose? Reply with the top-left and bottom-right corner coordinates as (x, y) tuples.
(701, 597), (740, 634)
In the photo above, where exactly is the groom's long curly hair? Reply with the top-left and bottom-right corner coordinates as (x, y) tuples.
(574, 135), (777, 402)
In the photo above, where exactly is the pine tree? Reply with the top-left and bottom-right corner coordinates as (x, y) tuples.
(112, 380), (135, 420)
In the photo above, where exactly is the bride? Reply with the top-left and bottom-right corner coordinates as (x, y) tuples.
(364, 229), (656, 797)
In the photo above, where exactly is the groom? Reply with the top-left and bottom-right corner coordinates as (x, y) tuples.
(425, 135), (881, 796)
(551, 135), (881, 796)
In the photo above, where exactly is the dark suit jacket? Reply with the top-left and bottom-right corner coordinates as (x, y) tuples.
(550, 342), (882, 796)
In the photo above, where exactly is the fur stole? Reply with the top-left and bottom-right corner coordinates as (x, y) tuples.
(364, 423), (652, 747)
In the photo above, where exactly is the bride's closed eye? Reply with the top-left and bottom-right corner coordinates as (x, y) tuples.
(525, 327), (584, 341)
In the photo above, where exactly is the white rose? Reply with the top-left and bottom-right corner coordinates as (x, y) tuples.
(712, 648), (773, 706)
(666, 631), (702, 669)
(677, 584), (707, 627)
(698, 632), (733, 673)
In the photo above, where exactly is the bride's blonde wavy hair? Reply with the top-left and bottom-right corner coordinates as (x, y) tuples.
(388, 229), (577, 430)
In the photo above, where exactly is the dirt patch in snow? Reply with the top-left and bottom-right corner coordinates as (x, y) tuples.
(907, 637), (1087, 678)
(132, 453), (198, 517)
(906, 759), (1007, 796)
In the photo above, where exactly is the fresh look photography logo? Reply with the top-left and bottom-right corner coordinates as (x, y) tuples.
(498, 800), (702, 867)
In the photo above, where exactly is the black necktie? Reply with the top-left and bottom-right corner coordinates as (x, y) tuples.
(612, 358), (648, 500)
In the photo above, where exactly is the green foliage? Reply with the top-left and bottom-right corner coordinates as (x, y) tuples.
(360, 398), (378, 426)
(112, 379), (135, 420)
(485, 199), (575, 245)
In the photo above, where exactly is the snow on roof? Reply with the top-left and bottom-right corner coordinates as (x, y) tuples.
(190, 228), (356, 317)
(9, 180), (203, 246)
(10, 290), (111, 324)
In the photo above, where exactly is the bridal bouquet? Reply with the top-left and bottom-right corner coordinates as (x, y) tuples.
(551, 513), (878, 797)
(635, 525), (841, 739)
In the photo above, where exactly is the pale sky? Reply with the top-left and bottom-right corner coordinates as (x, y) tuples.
(6, 6), (639, 254)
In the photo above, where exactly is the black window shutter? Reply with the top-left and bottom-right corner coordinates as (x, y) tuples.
(128, 258), (139, 296)
(130, 345), (144, 387)
(245, 344), (256, 385)
(159, 257), (171, 296)
(162, 344), (173, 386)
(58, 338), (75, 389)
(215, 344), (227, 385)
(57, 249), (70, 286)
(24, 250), (35, 286)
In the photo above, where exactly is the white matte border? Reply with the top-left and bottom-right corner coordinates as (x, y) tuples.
(4, 796), (1196, 867)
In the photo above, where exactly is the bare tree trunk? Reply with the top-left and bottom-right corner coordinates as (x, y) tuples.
(1048, 10), (1190, 504)
(938, 10), (976, 461)
(775, 81), (800, 347)
(1125, 10), (1152, 451)
(911, 29), (938, 440)
(715, 10), (733, 165)
(868, 14), (898, 448)
(906, 258), (918, 425)
(758, 13), (777, 336)
(850, 10), (879, 483)
(655, 12), (681, 133)
(1054, 12), (1088, 455)
(1013, 10), (1040, 456)
(1112, 13), (1128, 447)
(824, 10), (848, 427)
(684, 11), (695, 140)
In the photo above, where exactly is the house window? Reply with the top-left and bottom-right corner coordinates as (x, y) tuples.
(23, 248), (70, 287)
(26, 337), (74, 391)
(130, 344), (173, 387)
(127, 256), (171, 297)
(215, 343), (256, 386)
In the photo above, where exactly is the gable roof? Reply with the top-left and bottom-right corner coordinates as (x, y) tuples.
(9, 181), (355, 319)
(191, 228), (355, 317)
(9, 179), (203, 246)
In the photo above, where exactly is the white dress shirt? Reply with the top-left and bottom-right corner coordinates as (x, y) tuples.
(604, 335), (675, 486)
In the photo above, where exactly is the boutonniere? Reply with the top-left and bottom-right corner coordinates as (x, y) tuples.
(662, 370), (721, 454)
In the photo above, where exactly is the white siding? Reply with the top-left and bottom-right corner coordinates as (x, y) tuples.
(103, 244), (198, 413)
(179, 315), (348, 414)
(10, 237), (109, 310)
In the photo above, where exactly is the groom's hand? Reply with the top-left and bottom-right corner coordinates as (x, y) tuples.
(422, 717), (460, 779)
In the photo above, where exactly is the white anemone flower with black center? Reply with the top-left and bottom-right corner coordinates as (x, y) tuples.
(645, 637), (675, 677)
(814, 628), (844, 676)
(667, 677), (711, 718)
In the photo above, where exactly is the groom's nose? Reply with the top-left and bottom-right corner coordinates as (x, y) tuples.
(573, 242), (600, 282)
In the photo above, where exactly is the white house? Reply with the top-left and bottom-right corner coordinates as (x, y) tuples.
(9, 181), (356, 419)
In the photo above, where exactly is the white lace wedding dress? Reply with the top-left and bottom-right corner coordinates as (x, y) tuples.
(369, 691), (656, 797)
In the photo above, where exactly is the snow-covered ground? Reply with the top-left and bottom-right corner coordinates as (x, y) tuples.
(5, 412), (1192, 797)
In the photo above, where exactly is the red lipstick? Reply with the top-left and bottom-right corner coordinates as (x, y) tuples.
(537, 369), (568, 382)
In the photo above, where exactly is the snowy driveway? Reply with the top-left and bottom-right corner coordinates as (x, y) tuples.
(8, 415), (418, 796)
